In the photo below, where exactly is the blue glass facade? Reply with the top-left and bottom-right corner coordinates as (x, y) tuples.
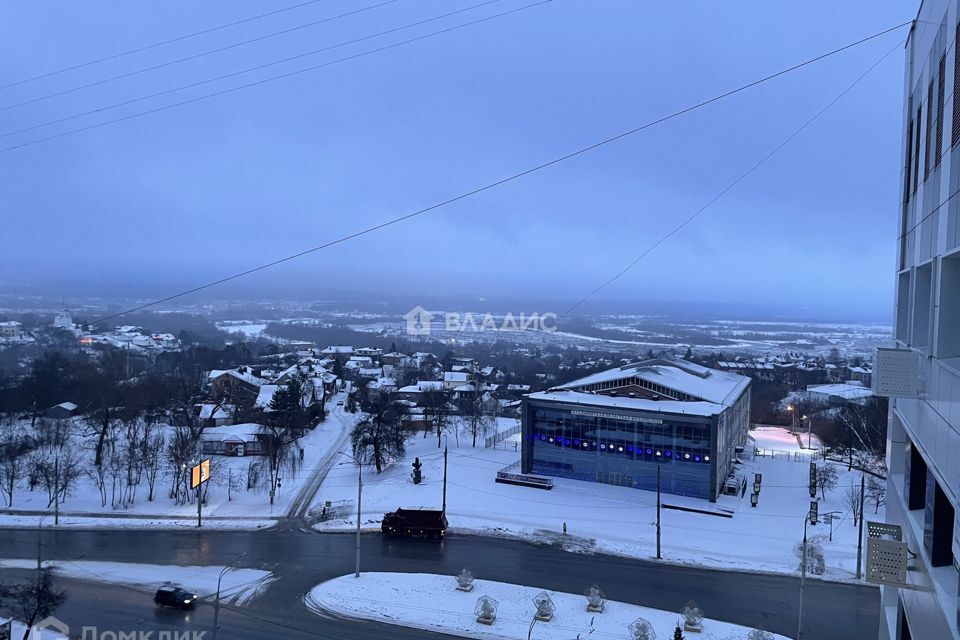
(522, 402), (716, 500)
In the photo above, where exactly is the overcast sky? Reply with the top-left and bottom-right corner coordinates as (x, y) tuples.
(0, 1), (911, 320)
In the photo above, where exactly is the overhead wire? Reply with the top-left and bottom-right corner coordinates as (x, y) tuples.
(0, 0), (545, 151)
(75, 20), (912, 326)
(0, 0), (332, 91)
(559, 37), (908, 317)
(0, 0), (402, 114)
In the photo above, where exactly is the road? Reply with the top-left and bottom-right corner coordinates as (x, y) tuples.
(0, 527), (879, 639)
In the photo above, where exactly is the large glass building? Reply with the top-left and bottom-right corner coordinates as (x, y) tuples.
(521, 358), (750, 502)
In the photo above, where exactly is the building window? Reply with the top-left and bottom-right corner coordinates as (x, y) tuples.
(925, 79), (935, 180)
(904, 440), (926, 510)
(936, 55), (946, 167)
(954, 24), (960, 148)
(914, 105), (922, 193)
(923, 470), (955, 567)
(904, 116), (914, 201)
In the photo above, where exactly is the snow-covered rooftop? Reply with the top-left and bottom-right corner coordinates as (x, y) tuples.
(806, 382), (875, 401)
(527, 389), (726, 417)
(556, 357), (748, 406)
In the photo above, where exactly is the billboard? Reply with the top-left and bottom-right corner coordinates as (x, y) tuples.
(191, 459), (211, 489)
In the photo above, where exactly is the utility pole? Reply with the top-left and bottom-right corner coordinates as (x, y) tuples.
(797, 513), (811, 640)
(36, 518), (42, 574)
(656, 462), (662, 560)
(856, 473), (865, 579)
(54, 455), (59, 526)
(355, 462), (362, 578)
(442, 445), (448, 516)
(197, 486), (202, 528)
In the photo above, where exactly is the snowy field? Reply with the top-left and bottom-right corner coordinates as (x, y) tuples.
(0, 559), (274, 605)
(305, 572), (788, 640)
(314, 424), (877, 579)
(0, 394), (356, 528)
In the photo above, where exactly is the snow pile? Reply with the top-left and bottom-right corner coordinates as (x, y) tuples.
(305, 572), (788, 640)
(0, 559), (273, 605)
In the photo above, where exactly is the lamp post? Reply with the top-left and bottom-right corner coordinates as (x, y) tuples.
(787, 405), (796, 431)
(655, 459), (662, 560)
(803, 415), (810, 449)
(797, 507), (817, 640)
(338, 451), (362, 578)
(212, 552), (247, 640)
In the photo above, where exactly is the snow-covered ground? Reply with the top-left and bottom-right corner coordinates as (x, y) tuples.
(750, 425), (821, 456)
(305, 572), (788, 640)
(0, 559), (274, 605)
(314, 423), (877, 579)
(0, 394), (357, 528)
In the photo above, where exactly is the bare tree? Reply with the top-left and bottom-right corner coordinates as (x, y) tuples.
(845, 481), (864, 527)
(816, 464), (839, 500)
(421, 389), (451, 448)
(140, 424), (165, 502)
(0, 424), (31, 507)
(260, 423), (300, 504)
(167, 426), (196, 505)
(351, 399), (405, 474)
(866, 476), (886, 514)
(465, 390), (494, 448)
(0, 569), (67, 640)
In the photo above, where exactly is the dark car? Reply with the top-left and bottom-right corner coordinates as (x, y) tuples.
(154, 585), (198, 609)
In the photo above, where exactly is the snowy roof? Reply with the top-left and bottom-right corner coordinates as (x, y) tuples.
(255, 385), (278, 409)
(398, 380), (444, 393)
(527, 389), (726, 418)
(198, 403), (234, 420)
(321, 345), (354, 354)
(54, 401), (78, 411)
(358, 367), (383, 377)
(200, 423), (261, 442)
(806, 383), (875, 401)
(444, 371), (469, 383)
(0, 320), (22, 327)
(208, 368), (264, 387)
(557, 358), (748, 406)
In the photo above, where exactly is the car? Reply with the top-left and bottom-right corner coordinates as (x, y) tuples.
(154, 585), (198, 610)
(336, 401), (344, 406)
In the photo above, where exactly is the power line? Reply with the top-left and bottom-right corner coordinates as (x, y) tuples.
(0, 0), (523, 149)
(559, 39), (906, 317)
(88, 20), (911, 326)
(0, 0), (401, 113)
(0, 0), (331, 91)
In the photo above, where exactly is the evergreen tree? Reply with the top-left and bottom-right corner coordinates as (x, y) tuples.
(673, 623), (684, 640)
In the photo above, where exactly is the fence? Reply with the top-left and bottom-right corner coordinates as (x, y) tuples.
(484, 422), (521, 449)
(752, 447), (823, 462)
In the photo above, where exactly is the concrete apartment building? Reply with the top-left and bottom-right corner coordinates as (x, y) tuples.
(881, 2), (960, 637)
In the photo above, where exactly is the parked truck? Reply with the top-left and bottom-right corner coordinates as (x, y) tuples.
(381, 507), (448, 539)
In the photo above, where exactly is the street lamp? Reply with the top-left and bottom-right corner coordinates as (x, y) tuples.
(802, 415), (811, 449)
(797, 506), (818, 640)
(786, 405), (796, 431)
(338, 451), (362, 578)
(212, 552), (247, 640)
